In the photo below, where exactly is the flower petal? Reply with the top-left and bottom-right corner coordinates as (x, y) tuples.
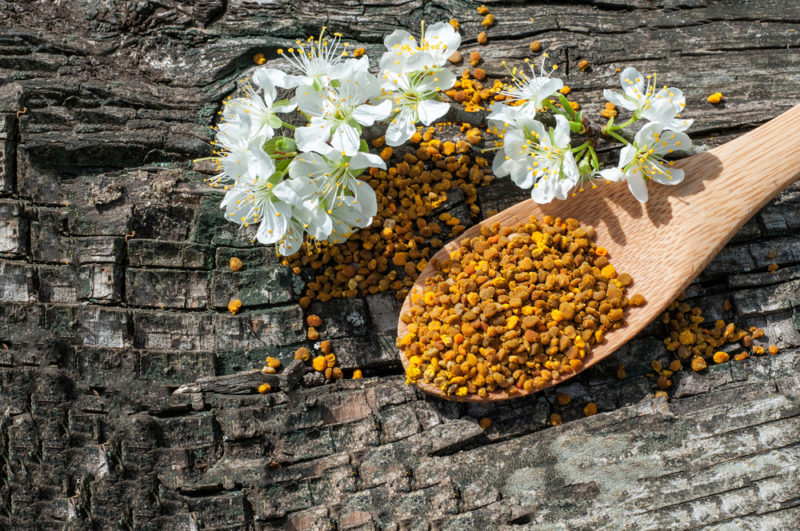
(352, 99), (392, 126)
(261, 67), (302, 90)
(252, 68), (278, 100)
(492, 148), (508, 176)
(620, 67), (645, 100)
(650, 163), (684, 185)
(626, 167), (649, 202)
(532, 77), (564, 108)
(603, 89), (639, 112)
(598, 168), (624, 182)
(350, 151), (386, 170)
(424, 22), (461, 60)
(330, 123), (361, 155)
(256, 200), (292, 244)
(347, 178), (378, 219)
(295, 123), (331, 153)
(384, 30), (415, 52)
(385, 109), (417, 146)
(617, 144), (636, 169)
(289, 152), (326, 179)
(552, 115), (572, 148)
(417, 99), (449, 125)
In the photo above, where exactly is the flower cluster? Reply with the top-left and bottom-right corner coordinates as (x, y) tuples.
(379, 22), (461, 146)
(208, 22), (695, 256)
(488, 63), (693, 203)
(208, 25), (460, 255)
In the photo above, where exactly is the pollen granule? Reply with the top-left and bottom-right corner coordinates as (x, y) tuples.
(398, 215), (645, 398)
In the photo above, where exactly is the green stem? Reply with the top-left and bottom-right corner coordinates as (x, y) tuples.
(589, 146), (600, 170)
(608, 115), (637, 131)
(570, 141), (590, 153)
(281, 120), (296, 131)
(605, 128), (630, 146)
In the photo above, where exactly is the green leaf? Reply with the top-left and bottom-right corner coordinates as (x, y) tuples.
(578, 156), (592, 176)
(276, 137), (296, 152)
(312, 77), (324, 92)
(360, 139), (369, 153)
(558, 94), (575, 118)
(569, 120), (583, 133)
(276, 160), (289, 174)
(265, 114), (282, 129)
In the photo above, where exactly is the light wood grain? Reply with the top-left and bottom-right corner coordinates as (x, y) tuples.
(398, 103), (800, 402)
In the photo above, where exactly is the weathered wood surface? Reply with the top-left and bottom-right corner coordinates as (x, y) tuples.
(1, 1), (799, 528)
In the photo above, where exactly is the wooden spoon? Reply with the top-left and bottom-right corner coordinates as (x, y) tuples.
(397, 103), (800, 402)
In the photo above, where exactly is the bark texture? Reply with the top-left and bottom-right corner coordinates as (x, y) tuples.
(1, 1), (800, 528)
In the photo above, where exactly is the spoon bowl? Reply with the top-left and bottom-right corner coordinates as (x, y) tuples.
(397, 103), (800, 402)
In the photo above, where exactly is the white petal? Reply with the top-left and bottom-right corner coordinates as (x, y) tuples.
(295, 89), (325, 115)
(533, 77), (564, 107)
(598, 168), (624, 182)
(350, 151), (386, 170)
(252, 68), (278, 101)
(620, 67), (644, 100)
(256, 200), (292, 244)
(492, 149), (508, 176)
(618, 145), (636, 169)
(352, 100), (392, 126)
(347, 179), (378, 219)
(277, 223), (304, 256)
(260, 68), (302, 90)
(511, 168), (536, 189)
(603, 89), (639, 112)
(633, 122), (665, 148)
(531, 180), (556, 204)
(295, 124), (330, 153)
(552, 115), (572, 148)
(626, 168), (649, 202)
(384, 30), (415, 51)
(404, 51), (438, 73)
(641, 98), (681, 127)
(385, 110), (417, 146)
(561, 150), (580, 183)
(652, 129), (692, 156)
(330, 123), (361, 155)
(650, 164), (684, 185)
(424, 22), (461, 65)
(417, 99), (449, 125)
(501, 130), (526, 160)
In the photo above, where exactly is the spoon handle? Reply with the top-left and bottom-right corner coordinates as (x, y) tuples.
(669, 103), (800, 273)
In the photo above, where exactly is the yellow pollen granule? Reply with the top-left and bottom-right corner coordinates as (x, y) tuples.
(258, 383), (271, 393)
(707, 92), (723, 104)
(228, 299), (242, 315)
(312, 356), (326, 372)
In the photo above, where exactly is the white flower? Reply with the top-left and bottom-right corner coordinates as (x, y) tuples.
(263, 28), (368, 91)
(289, 148), (385, 231)
(497, 115), (579, 204)
(382, 21), (461, 68)
(599, 122), (691, 202)
(295, 70), (392, 155)
(381, 66), (455, 146)
(216, 147), (296, 245)
(221, 69), (296, 139)
(493, 56), (564, 117)
(604, 66), (692, 131)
